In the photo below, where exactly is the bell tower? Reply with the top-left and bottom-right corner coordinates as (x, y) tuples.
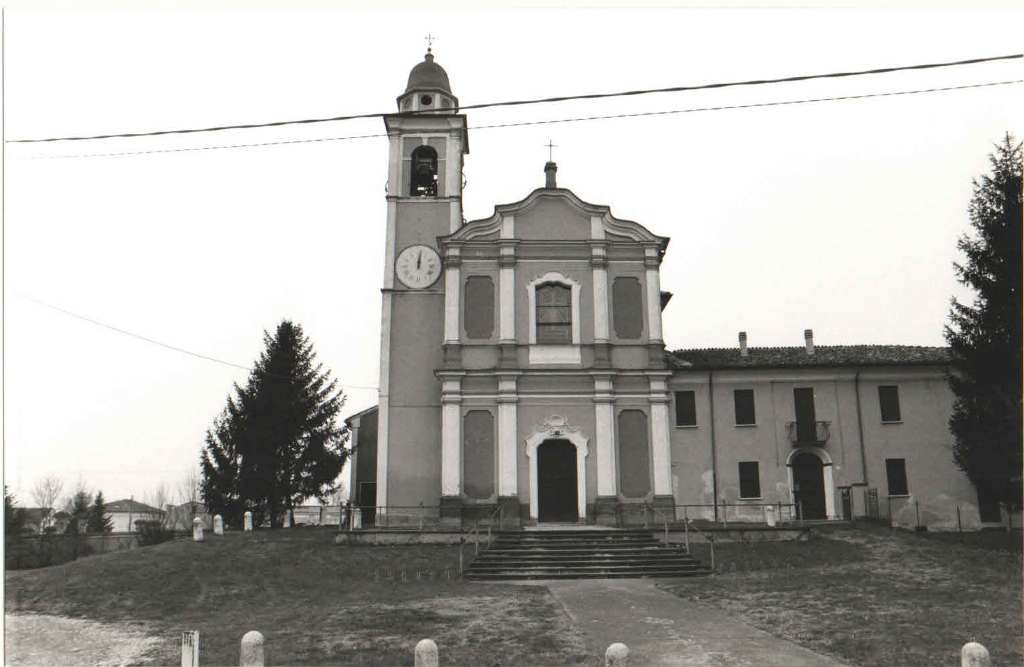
(375, 49), (469, 516)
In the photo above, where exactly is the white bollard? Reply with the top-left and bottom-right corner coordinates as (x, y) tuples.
(180, 630), (199, 667)
(606, 642), (629, 666)
(192, 517), (205, 543)
(283, 510), (292, 528)
(764, 505), (777, 528)
(353, 508), (363, 530)
(214, 514), (224, 536)
(244, 511), (253, 532)
(240, 630), (265, 667)
(961, 642), (991, 667)
(414, 639), (438, 667)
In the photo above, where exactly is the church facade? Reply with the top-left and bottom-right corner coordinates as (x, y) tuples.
(345, 52), (998, 531)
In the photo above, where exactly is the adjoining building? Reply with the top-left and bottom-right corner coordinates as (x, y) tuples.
(345, 51), (997, 531)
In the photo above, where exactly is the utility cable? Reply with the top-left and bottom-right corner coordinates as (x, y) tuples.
(6, 53), (1021, 144)
(16, 79), (1022, 160)
(21, 296), (379, 390)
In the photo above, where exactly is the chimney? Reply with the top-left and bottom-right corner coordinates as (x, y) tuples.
(804, 329), (815, 356)
(738, 331), (748, 357)
(544, 161), (558, 189)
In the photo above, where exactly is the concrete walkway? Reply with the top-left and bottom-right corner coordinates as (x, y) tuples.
(545, 578), (850, 667)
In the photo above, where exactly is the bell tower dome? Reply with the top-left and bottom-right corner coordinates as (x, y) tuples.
(397, 50), (459, 113)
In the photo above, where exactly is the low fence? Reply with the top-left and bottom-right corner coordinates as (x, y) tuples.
(4, 532), (188, 570)
(184, 630), (994, 667)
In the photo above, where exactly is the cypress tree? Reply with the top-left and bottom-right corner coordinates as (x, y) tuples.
(945, 133), (1023, 516)
(201, 320), (348, 528)
(87, 491), (113, 534)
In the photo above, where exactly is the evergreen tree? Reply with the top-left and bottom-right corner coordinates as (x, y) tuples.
(64, 491), (90, 535)
(201, 320), (348, 528)
(87, 491), (113, 534)
(5, 486), (27, 537)
(945, 133), (1023, 514)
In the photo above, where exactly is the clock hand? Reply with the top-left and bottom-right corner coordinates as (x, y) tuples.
(417, 251), (422, 269)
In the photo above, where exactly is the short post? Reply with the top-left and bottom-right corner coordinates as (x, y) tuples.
(709, 535), (716, 572)
(957, 505), (963, 541)
(181, 630), (199, 667)
(414, 638), (439, 667)
(213, 515), (224, 536)
(915, 500), (921, 531)
(605, 642), (629, 666)
(721, 500), (727, 527)
(239, 630), (265, 667)
(353, 508), (362, 530)
(192, 517), (205, 543)
(961, 641), (991, 667)
(243, 511), (253, 532)
(683, 518), (690, 553)
(283, 510), (292, 528)
(458, 542), (464, 577)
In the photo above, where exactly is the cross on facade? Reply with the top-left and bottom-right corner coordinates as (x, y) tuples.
(545, 140), (557, 162)
(425, 34), (435, 52)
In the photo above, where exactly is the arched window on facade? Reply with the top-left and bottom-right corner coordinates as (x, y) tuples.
(535, 283), (572, 344)
(410, 145), (439, 197)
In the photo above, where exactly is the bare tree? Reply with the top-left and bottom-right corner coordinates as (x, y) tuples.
(145, 482), (171, 513)
(178, 468), (202, 522)
(31, 475), (63, 531)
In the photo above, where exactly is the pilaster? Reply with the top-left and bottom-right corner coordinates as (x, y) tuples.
(497, 374), (519, 499)
(648, 375), (673, 497)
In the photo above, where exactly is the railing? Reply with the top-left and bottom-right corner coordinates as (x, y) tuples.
(460, 504), (504, 576)
(643, 502), (716, 572)
(786, 420), (831, 446)
(641, 502), (799, 526)
(342, 504), (441, 531)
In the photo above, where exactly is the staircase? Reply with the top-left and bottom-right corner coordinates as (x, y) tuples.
(464, 528), (712, 580)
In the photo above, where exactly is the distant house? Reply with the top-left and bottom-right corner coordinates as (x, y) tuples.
(163, 501), (211, 531)
(105, 499), (164, 533)
(16, 507), (52, 534)
(50, 511), (71, 534)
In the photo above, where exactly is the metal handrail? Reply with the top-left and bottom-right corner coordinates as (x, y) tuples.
(460, 504), (504, 577)
(643, 502), (716, 572)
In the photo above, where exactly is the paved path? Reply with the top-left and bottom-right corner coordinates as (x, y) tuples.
(4, 613), (160, 666)
(545, 579), (850, 667)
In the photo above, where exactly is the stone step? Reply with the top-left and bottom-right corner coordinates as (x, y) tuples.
(465, 567), (711, 581)
(478, 548), (692, 559)
(470, 559), (701, 570)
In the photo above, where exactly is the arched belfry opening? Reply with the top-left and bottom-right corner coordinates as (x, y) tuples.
(410, 145), (439, 197)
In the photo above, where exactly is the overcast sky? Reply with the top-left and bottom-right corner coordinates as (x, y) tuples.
(3, 3), (1021, 507)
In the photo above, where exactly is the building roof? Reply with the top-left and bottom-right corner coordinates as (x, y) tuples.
(105, 499), (163, 514)
(405, 52), (452, 94)
(669, 345), (950, 371)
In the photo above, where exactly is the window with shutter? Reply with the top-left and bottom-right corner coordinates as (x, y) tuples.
(885, 458), (908, 496)
(878, 386), (902, 423)
(674, 391), (697, 427)
(734, 389), (756, 425)
(738, 462), (761, 498)
(535, 283), (572, 344)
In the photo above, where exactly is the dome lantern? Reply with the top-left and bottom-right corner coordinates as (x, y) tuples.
(397, 50), (459, 113)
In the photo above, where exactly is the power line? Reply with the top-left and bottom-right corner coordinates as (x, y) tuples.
(17, 79), (1022, 161)
(7, 53), (1021, 144)
(22, 296), (379, 390)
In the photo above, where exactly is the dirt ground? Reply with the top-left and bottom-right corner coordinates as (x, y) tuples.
(4, 613), (161, 666)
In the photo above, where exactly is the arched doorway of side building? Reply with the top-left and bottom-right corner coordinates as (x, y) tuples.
(537, 439), (578, 522)
(788, 448), (835, 520)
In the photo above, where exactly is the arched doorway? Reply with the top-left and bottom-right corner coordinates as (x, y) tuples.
(791, 452), (827, 519)
(537, 439), (578, 522)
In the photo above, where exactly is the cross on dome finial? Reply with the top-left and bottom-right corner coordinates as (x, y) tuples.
(545, 139), (557, 162)
(425, 33), (435, 54)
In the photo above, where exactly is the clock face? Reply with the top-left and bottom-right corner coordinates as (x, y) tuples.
(395, 244), (442, 289)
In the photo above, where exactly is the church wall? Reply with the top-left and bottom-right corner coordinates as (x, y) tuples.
(516, 401), (598, 509)
(394, 201), (451, 250)
(513, 198), (591, 241)
(460, 262), (499, 343)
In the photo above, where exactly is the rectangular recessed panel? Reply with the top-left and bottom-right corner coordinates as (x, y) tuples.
(618, 410), (651, 498)
(464, 276), (495, 339)
(464, 411), (495, 499)
(612, 276), (643, 339)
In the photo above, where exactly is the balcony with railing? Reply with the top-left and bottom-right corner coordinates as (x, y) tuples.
(786, 420), (831, 447)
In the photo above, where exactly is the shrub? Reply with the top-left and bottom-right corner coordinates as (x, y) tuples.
(135, 520), (174, 546)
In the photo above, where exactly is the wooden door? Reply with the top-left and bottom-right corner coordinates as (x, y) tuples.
(537, 440), (578, 522)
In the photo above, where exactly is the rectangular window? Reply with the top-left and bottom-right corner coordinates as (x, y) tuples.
(674, 391), (697, 427)
(878, 386), (901, 422)
(536, 283), (572, 344)
(885, 458), (908, 496)
(734, 389), (756, 425)
(738, 462), (761, 498)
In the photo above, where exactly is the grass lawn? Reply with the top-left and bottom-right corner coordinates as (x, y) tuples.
(661, 523), (1023, 667)
(5, 528), (589, 666)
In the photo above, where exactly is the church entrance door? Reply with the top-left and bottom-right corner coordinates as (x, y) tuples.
(792, 453), (826, 519)
(537, 439), (578, 522)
